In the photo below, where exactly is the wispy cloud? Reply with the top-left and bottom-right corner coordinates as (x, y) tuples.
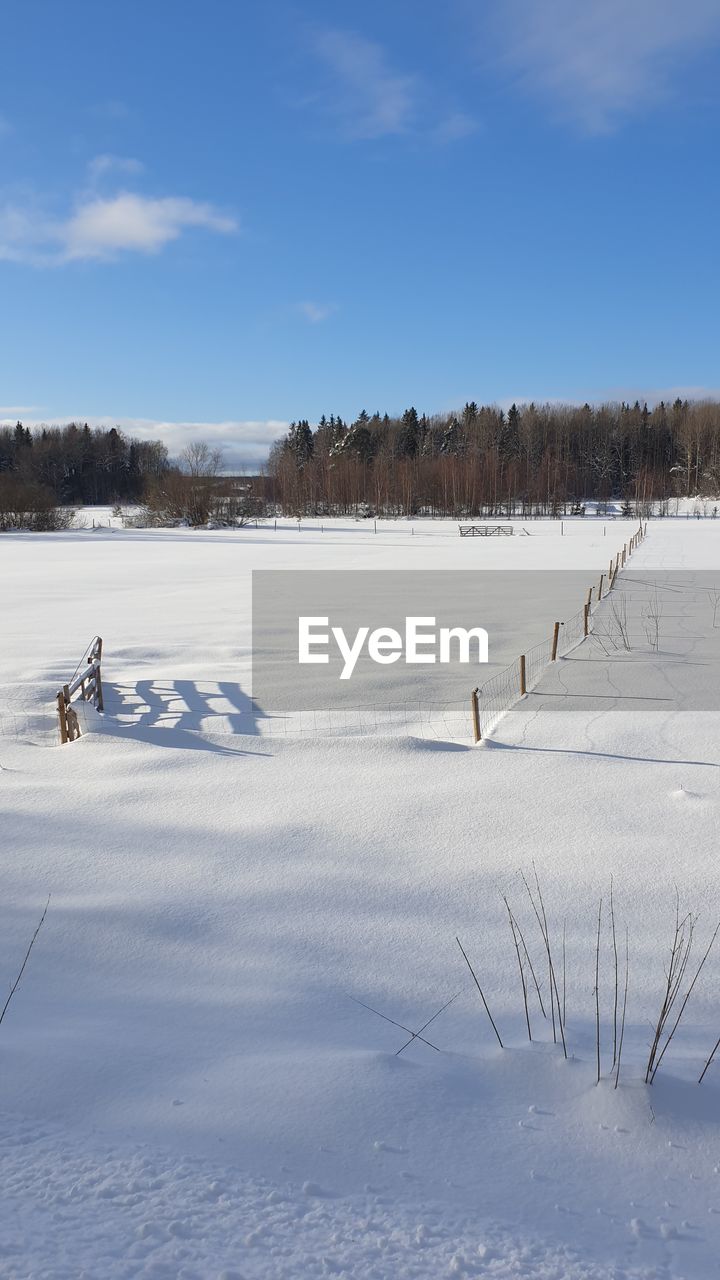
(595, 384), (720, 406)
(0, 115), (11, 138)
(0, 415), (288, 469)
(429, 112), (480, 144)
(309, 29), (478, 144)
(0, 191), (237, 266)
(297, 301), (336, 324)
(92, 99), (130, 120)
(87, 154), (145, 180)
(313, 29), (417, 139)
(489, 0), (720, 131)
(494, 386), (720, 412)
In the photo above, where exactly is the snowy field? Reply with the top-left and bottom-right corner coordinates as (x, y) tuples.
(1, 516), (720, 1278)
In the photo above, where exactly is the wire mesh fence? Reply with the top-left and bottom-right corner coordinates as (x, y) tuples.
(0, 683), (64, 746)
(252, 699), (470, 741)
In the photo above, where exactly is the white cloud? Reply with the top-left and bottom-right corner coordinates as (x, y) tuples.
(489, 0), (720, 131)
(0, 191), (237, 265)
(0, 416), (288, 470)
(313, 29), (417, 139)
(63, 194), (236, 259)
(297, 301), (336, 324)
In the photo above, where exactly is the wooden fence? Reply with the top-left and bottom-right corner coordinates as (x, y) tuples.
(57, 636), (104, 744)
(470, 522), (647, 741)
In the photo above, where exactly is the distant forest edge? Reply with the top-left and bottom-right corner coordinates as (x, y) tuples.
(3, 398), (720, 527)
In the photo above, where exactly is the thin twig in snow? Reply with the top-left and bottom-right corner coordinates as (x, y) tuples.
(645, 895), (695, 1083)
(610, 877), (619, 1069)
(521, 870), (557, 1043)
(595, 897), (602, 1085)
(503, 896), (531, 1041)
(699, 1032), (720, 1084)
(0, 896), (50, 1031)
(615, 927), (629, 1090)
(562, 917), (567, 1028)
(347, 995), (441, 1052)
(650, 920), (720, 1083)
(395, 991), (463, 1056)
(523, 866), (567, 1058)
(456, 937), (504, 1048)
(513, 912), (547, 1019)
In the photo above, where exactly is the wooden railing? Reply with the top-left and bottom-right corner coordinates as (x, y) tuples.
(57, 636), (104, 744)
(459, 524), (514, 537)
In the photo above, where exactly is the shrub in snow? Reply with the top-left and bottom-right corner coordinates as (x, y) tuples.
(0, 476), (75, 532)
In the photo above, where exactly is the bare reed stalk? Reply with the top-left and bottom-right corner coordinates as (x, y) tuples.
(521, 866), (567, 1058)
(562, 917), (567, 1028)
(595, 897), (602, 1084)
(699, 1032), (720, 1084)
(649, 919), (720, 1083)
(521, 871), (556, 1043)
(645, 897), (695, 1083)
(455, 937), (504, 1049)
(535, 868), (567, 1056)
(513, 913), (547, 1019)
(503, 896), (531, 1041)
(0, 896), (50, 1031)
(615, 926), (629, 1090)
(610, 877), (619, 1069)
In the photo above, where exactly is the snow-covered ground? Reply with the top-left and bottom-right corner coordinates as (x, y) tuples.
(1, 516), (719, 1278)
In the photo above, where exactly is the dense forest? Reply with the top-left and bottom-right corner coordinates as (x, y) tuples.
(0, 421), (168, 504)
(269, 399), (720, 517)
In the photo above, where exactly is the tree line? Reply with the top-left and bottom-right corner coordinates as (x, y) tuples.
(0, 426), (264, 530)
(4, 399), (720, 528)
(268, 399), (720, 517)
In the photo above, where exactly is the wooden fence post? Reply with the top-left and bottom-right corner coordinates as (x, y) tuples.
(551, 621), (560, 661)
(62, 683), (81, 741)
(471, 688), (481, 743)
(67, 704), (81, 741)
(584, 602), (589, 636)
(95, 664), (104, 711)
(57, 691), (68, 744)
(93, 638), (104, 710)
(519, 654), (526, 695)
(598, 573), (604, 601)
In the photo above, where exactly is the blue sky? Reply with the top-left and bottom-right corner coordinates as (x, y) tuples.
(2, 0), (720, 465)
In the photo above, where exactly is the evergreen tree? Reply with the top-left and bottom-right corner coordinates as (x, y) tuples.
(396, 407), (420, 458)
(287, 420), (314, 468)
